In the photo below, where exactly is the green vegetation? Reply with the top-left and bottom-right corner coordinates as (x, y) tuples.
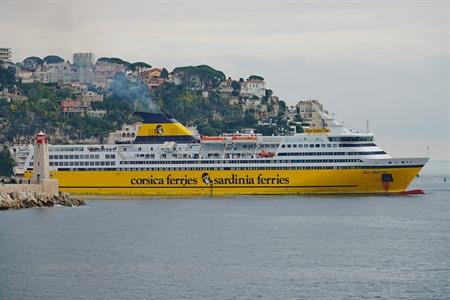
(97, 57), (131, 66)
(0, 81), (136, 144)
(22, 56), (44, 71)
(249, 75), (264, 81)
(43, 55), (65, 64)
(0, 146), (14, 176)
(153, 83), (250, 134)
(129, 62), (152, 70)
(173, 65), (226, 90)
(97, 57), (152, 71)
(0, 59), (291, 145)
(0, 64), (16, 87)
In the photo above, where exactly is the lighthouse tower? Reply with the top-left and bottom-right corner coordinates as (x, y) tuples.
(32, 131), (50, 184)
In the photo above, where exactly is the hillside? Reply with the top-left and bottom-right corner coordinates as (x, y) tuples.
(0, 61), (290, 145)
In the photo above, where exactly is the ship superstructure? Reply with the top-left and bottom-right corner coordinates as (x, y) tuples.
(23, 111), (428, 195)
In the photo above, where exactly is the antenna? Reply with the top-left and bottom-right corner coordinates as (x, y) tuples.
(366, 120), (370, 133)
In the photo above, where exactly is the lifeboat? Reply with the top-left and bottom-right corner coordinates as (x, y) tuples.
(231, 135), (257, 142)
(201, 136), (226, 143)
(257, 150), (276, 158)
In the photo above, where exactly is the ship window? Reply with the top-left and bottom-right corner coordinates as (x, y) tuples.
(59, 155), (63, 159)
(310, 144), (314, 148)
(64, 155), (68, 159)
(287, 144), (291, 148)
(90, 155), (95, 159)
(281, 144), (285, 148)
(69, 155), (74, 159)
(90, 162), (95, 166)
(49, 155), (53, 159)
(321, 144), (326, 148)
(327, 144), (331, 148)
(64, 162), (68, 166)
(49, 162), (53, 166)
(316, 144), (320, 148)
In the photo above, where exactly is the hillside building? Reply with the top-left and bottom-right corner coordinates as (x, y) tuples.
(0, 48), (12, 62)
(240, 77), (266, 99)
(296, 100), (328, 128)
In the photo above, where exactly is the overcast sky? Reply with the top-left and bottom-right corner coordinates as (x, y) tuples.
(1, 0), (448, 160)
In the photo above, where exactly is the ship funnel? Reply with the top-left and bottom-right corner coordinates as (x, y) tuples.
(133, 112), (199, 144)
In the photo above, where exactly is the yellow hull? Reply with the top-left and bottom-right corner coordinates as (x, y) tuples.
(47, 167), (422, 196)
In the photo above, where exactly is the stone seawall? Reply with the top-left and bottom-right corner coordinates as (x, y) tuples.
(0, 191), (85, 210)
(0, 179), (58, 195)
(0, 180), (84, 210)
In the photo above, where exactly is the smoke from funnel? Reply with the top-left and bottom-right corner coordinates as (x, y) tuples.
(111, 72), (161, 113)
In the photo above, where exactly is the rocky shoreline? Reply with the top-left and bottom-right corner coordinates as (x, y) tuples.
(0, 191), (85, 210)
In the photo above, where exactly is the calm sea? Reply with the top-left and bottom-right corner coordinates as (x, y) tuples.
(1, 161), (449, 300)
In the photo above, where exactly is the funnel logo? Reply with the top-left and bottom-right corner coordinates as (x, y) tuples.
(155, 125), (164, 135)
(201, 172), (211, 185)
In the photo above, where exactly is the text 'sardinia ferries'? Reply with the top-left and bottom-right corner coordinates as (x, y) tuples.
(24, 111), (428, 195)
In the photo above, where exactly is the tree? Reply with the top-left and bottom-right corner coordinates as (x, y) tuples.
(160, 68), (169, 79)
(231, 81), (241, 91)
(249, 75), (264, 81)
(23, 56), (44, 71)
(43, 55), (65, 64)
(97, 57), (131, 68)
(0, 66), (16, 86)
(130, 62), (152, 71)
(173, 65), (226, 90)
(0, 146), (15, 176)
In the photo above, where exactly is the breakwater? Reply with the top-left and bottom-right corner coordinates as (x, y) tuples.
(0, 191), (85, 210)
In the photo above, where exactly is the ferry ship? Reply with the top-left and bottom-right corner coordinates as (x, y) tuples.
(23, 111), (428, 195)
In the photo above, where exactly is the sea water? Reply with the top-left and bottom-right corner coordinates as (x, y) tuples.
(0, 161), (449, 299)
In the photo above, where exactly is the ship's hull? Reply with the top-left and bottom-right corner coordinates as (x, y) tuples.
(50, 166), (423, 196)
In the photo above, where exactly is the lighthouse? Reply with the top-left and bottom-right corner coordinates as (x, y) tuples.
(32, 131), (50, 184)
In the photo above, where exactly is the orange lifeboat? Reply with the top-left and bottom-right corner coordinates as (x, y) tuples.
(201, 136), (226, 142)
(257, 150), (276, 158)
(231, 135), (257, 141)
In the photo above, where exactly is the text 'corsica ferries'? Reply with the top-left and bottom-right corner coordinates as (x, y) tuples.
(24, 111), (428, 195)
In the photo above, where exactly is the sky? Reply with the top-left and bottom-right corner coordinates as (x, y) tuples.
(1, 0), (449, 160)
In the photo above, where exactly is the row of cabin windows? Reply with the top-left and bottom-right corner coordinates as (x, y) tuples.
(55, 165), (393, 172)
(281, 143), (377, 149)
(328, 136), (374, 142)
(50, 161), (116, 167)
(119, 159), (362, 165)
(48, 154), (114, 160)
(282, 143), (336, 149)
(278, 151), (386, 156)
(49, 147), (84, 152)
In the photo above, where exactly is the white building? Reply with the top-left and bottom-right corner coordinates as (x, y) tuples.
(240, 78), (266, 99)
(34, 62), (76, 84)
(296, 100), (328, 128)
(107, 123), (142, 144)
(16, 69), (34, 83)
(0, 48), (12, 62)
